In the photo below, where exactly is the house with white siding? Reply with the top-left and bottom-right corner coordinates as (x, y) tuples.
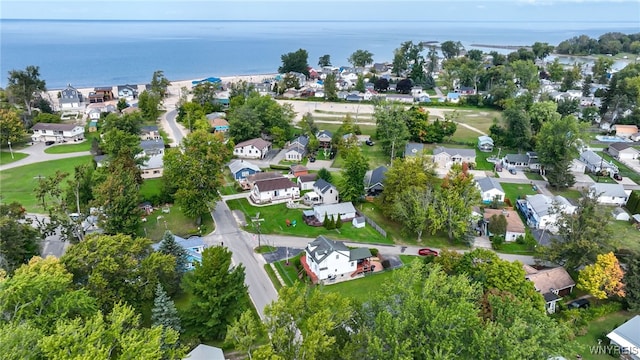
(233, 138), (272, 159)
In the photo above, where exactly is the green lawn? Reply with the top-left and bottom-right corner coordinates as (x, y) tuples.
(0, 151), (29, 165)
(0, 156), (93, 211)
(332, 143), (389, 169)
(474, 148), (501, 170)
(273, 254), (304, 286)
(524, 172), (545, 181)
(220, 170), (241, 196)
(321, 270), (396, 301)
(501, 182), (538, 205)
(550, 188), (583, 201)
(495, 242), (535, 255)
(588, 173), (617, 184)
(140, 205), (214, 241)
(226, 198), (392, 244)
(451, 126), (481, 144)
(567, 311), (639, 360)
(264, 264), (283, 291)
(600, 152), (640, 184)
(44, 140), (91, 154)
(399, 255), (420, 264)
(455, 109), (501, 134)
(139, 178), (164, 203)
(609, 220), (640, 254)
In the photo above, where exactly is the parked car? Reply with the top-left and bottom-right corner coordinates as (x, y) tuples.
(613, 173), (622, 181)
(365, 139), (375, 146)
(309, 157), (316, 163)
(567, 298), (590, 309)
(508, 168), (517, 175)
(45, 140), (55, 146)
(418, 248), (439, 256)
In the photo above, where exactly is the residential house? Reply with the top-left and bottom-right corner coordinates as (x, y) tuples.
(385, 94), (414, 103)
(476, 177), (505, 203)
(297, 173), (318, 191)
(372, 63), (388, 72)
(140, 125), (161, 140)
(456, 86), (476, 95)
(207, 117), (230, 133)
(213, 98), (230, 108)
(31, 123), (85, 143)
(152, 235), (206, 270)
(570, 159), (587, 174)
(88, 120), (98, 132)
(301, 236), (372, 284)
(364, 166), (388, 196)
(247, 172), (284, 186)
(432, 146), (476, 169)
(59, 84), (84, 109)
(483, 208), (525, 242)
(88, 108), (101, 121)
(404, 142), (425, 157)
(254, 82), (273, 95)
(183, 344), (225, 360)
(233, 138), (272, 159)
(524, 265), (575, 314)
(517, 194), (576, 232)
(228, 159), (261, 181)
(313, 202), (357, 223)
(631, 132), (640, 142)
(608, 142), (640, 161)
(345, 94), (362, 102)
(117, 84), (138, 100)
(417, 95), (432, 103)
(410, 86), (423, 98)
(139, 139), (165, 179)
(316, 130), (333, 149)
(580, 150), (618, 174)
(288, 72), (307, 87)
(477, 135), (494, 152)
(503, 152), (540, 171)
(290, 165), (308, 177)
(285, 135), (309, 162)
(612, 124), (639, 139)
(446, 92), (460, 103)
(88, 87), (114, 103)
(250, 177), (299, 204)
(589, 183), (629, 206)
(313, 179), (339, 205)
(612, 207), (631, 221)
(607, 316), (640, 360)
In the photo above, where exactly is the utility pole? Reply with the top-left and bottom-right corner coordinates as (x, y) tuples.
(251, 212), (265, 249)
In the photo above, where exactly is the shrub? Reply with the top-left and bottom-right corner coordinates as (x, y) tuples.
(491, 235), (505, 250)
(369, 248), (379, 257)
(269, 164), (290, 170)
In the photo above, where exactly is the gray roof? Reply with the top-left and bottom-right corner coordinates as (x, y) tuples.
(306, 235), (350, 264)
(404, 142), (425, 157)
(580, 150), (603, 166)
(286, 144), (306, 155)
(314, 202), (356, 217)
(609, 142), (635, 152)
(140, 139), (165, 151)
(526, 194), (572, 217)
(298, 173), (318, 183)
(505, 153), (529, 164)
(141, 153), (163, 170)
(183, 344), (225, 360)
(476, 177), (504, 194)
(290, 135), (309, 147)
(433, 146), (476, 158)
(254, 177), (297, 192)
(353, 216), (365, 224)
(364, 166), (388, 189)
(228, 159), (261, 174)
(350, 247), (372, 261)
(590, 183), (627, 198)
(478, 135), (494, 145)
(608, 316), (640, 349)
(314, 178), (336, 194)
(317, 130), (333, 139)
(141, 125), (159, 134)
(152, 235), (206, 263)
(235, 138), (271, 150)
(31, 123), (82, 131)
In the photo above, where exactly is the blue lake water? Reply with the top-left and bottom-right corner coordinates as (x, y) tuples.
(1, 19), (638, 89)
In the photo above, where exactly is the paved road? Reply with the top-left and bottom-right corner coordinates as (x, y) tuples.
(203, 201), (278, 320)
(162, 109), (187, 146)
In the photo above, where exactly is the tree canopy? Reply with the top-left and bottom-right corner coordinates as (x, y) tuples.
(279, 49), (310, 76)
(6, 65), (46, 117)
(348, 49), (374, 67)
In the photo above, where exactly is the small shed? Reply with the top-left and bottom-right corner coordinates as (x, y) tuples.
(352, 216), (366, 228)
(612, 207), (631, 221)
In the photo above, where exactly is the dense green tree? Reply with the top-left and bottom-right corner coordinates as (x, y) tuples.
(138, 90), (161, 122)
(157, 230), (189, 293)
(33, 170), (84, 242)
(339, 147), (368, 203)
(546, 58), (565, 82)
(228, 105), (262, 142)
(0, 322), (43, 360)
(529, 100), (560, 134)
(507, 48), (536, 62)
(323, 73), (338, 101)
(318, 54), (331, 67)
(100, 128), (142, 158)
(536, 115), (585, 189)
(354, 74), (365, 92)
(151, 283), (182, 333)
(163, 131), (232, 223)
(6, 65), (46, 117)
(62, 233), (175, 312)
(150, 70), (171, 98)
(624, 254), (640, 311)
(489, 51), (507, 66)
(66, 164), (95, 215)
(117, 97), (128, 112)
(279, 49), (310, 76)
(440, 40), (463, 59)
(593, 57), (615, 84)
(395, 78), (413, 93)
(487, 214), (507, 237)
(281, 73), (300, 90)
(510, 60), (540, 92)
(33, 112), (60, 124)
(556, 98), (580, 117)
(227, 93), (294, 142)
(0, 109), (27, 145)
(437, 165), (481, 241)
(466, 49), (483, 62)
(0, 202), (40, 273)
(537, 194), (614, 271)
(503, 105), (532, 150)
(532, 42), (554, 60)
(374, 103), (410, 163)
(373, 77), (389, 92)
(348, 49), (374, 67)
(378, 157), (435, 217)
(298, 112), (318, 136)
(560, 65), (582, 91)
(0, 256), (98, 330)
(192, 81), (221, 107)
(426, 45), (439, 74)
(316, 167), (332, 183)
(602, 63), (640, 124)
(102, 112), (144, 135)
(225, 309), (264, 360)
(581, 106), (600, 123)
(182, 246), (248, 340)
(40, 302), (184, 359)
(392, 186), (439, 242)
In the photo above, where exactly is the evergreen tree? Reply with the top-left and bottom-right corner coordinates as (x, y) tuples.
(335, 213), (343, 229)
(624, 254), (640, 311)
(317, 168), (333, 183)
(151, 283), (182, 333)
(158, 231), (189, 275)
(323, 212), (330, 229)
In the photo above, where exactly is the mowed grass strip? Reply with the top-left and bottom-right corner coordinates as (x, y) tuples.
(0, 151), (29, 165)
(0, 156), (93, 211)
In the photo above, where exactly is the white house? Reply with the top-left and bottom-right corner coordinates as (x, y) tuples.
(139, 139), (165, 179)
(589, 183), (629, 206)
(476, 177), (505, 203)
(88, 108), (101, 121)
(607, 315), (640, 360)
(285, 144), (306, 162)
(612, 207), (631, 221)
(432, 146), (476, 169)
(580, 150), (618, 174)
(517, 194), (576, 232)
(569, 159), (587, 174)
(313, 202), (357, 223)
(483, 208), (525, 242)
(302, 236), (372, 284)
(297, 173), (318, 191)
(313, 179), (339, 205)
(608, 142), (640, 161)
(503, 152), (540, 171)
(524, 265), (575, 314)
(59, 84), (84, 109)
(477, 135), (494, 152)
(250, 177), (299, 204)
(183, 344), (225, 360)
(31, 123), (85, 143)
(228, 159), (261, 181)
(233, 138), (272, 159)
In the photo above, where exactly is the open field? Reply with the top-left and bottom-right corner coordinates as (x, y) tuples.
(455, 109), (501, 134)
(501, 182), (538, 205)
(44, 140), (91, 154)
(226, 198), (392, 244)
(139, 205), (214, 242)
(610, 220), (640, 254)
(0, 151), (29, 165)
(320, 270), (397, 301)
(0, 156), (93, 211)
(331, 142), (389, 169)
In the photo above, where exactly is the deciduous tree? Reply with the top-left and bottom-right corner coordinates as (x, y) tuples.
(391, 186), (439, 242)
(225, 309), (264, 360)
(0, 202), (40, 273)
(338, 146), (369, 203)
(529, 100), (560, 134)
(348, 49), (374, 67)
(192, 81), (221, 107)
(440, 40), (463, 59)
(6, 65), (46, 117)
(0, 109), (26, 145)
(437, 165), (481, 241)
(536, 115), (586, 189)
(503, 104), (532, 150)
(150, 70), (171, 98)
(182, 246), (248, 340)
(138, 90), (161, 122)
(374, 103), (410, 163)
(317, 167), (332, 183)
(578, 252), (625, 300)
(318, 54), (331, 67)
(279, 49), (309, 76)
(323, 73), (338, 101)
(487, 214), (507, 237)
(624, 254), (640, 311)
(378, 157), (435, 217)
(532, 42), (554, 60)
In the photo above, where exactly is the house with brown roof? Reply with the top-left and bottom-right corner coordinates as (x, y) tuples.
(297, 173), (318, 191)
(524, 265), (575, 314)
(250, 177), (299, 204)
(247, 171), (283, 186)
(208, 117), (230, 133)
(483, 208), (525, 242)
(613, 124), (639, 139)
(88, 87), (114, 103)
(290, 165), (308, 177)
(233, 138), (272, 159)
(31, 123), (85, 143)
(608, 142), (640, 161)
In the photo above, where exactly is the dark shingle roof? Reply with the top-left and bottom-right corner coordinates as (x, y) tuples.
(32, 123), (81, 131)
(313, 178), (336, 194)
(254, 177), (297, 192)
(306, 236), (349, 264)
(365, 166), (388, 188)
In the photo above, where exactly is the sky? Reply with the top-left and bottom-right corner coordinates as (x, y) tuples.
(1, 0), (639, 22)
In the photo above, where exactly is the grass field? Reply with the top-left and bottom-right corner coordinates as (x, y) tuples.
(264, 264), (283, 291)
(321, 270), (396, 301)
(139, 178), (164, 203)
(139, 205), (214, 241)
(43, 140), (91, 154)
(273, 254), (304, 286)
(0, 156), (93, 211)
(0, 151), (29, 165)
(501, 182), (538, 205)
(525, 172), (545, 181)
(455, 110), (501, 134)
(567, 311), (639, 360)
(332, 142), (389, 169)
(550, 188), (583, 201)
(226, 198), (392, 244)
(450, 126), (481, 144)
(610, 220), (640, 254)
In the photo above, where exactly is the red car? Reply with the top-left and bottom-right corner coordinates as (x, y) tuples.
(418, 248), (439, 256)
